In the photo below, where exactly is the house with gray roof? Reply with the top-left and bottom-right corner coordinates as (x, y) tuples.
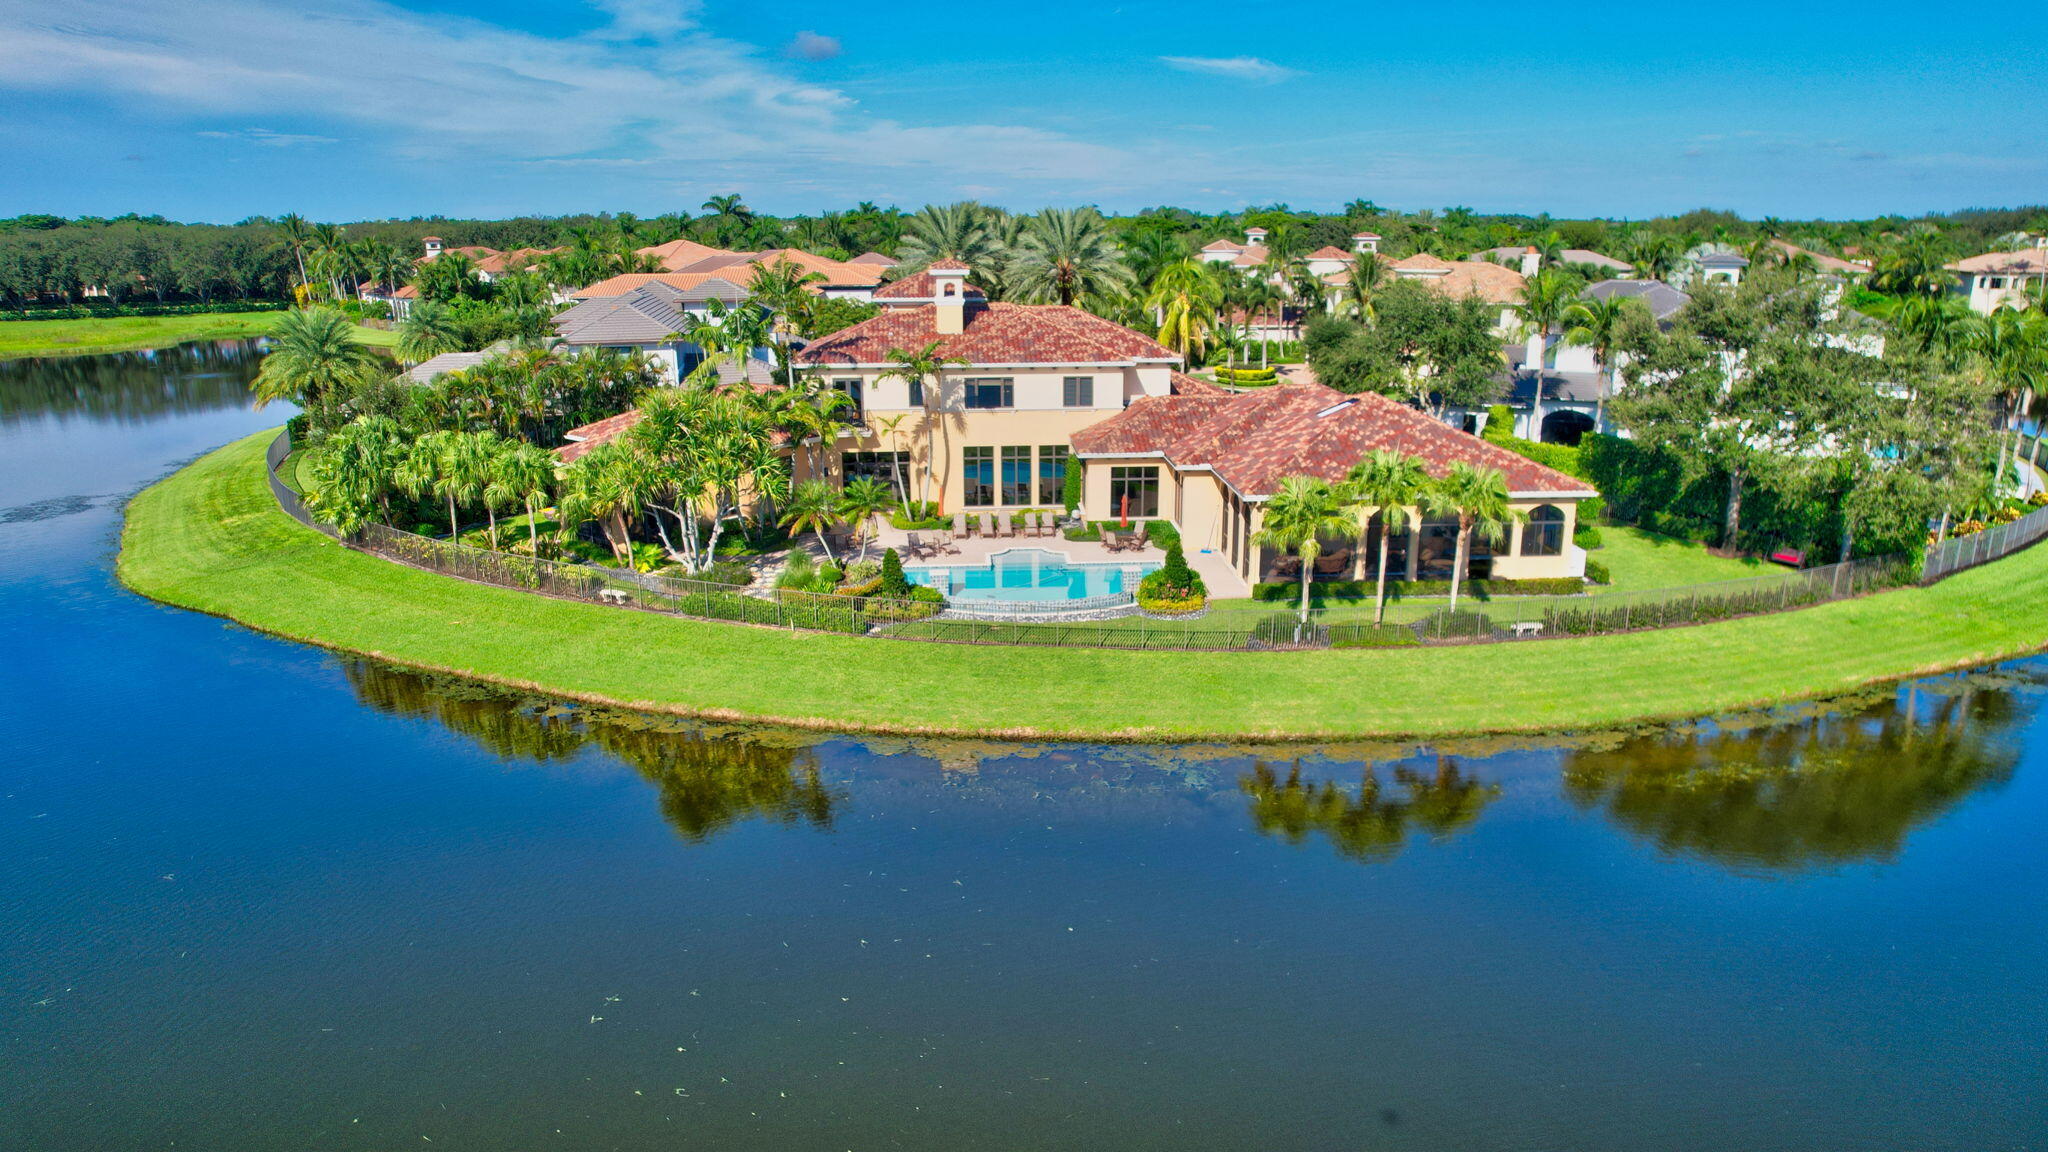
(551, 282), (777, 384)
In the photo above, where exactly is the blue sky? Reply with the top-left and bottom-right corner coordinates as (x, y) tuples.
(2, 0), (2043, 222)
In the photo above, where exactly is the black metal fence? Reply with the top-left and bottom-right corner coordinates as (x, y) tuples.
(1921, 503), (2048, 582)
(267, 430), (336, 538)
(879, 612), (1330, 651)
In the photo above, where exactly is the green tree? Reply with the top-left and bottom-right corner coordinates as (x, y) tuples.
(302, 415), (405, 531)
(877, 340), (967, 504)
(1145, 259), (1223, 361)
(894, 202), (997, 277)
(397, 298), (464, 364)
(490, 441), (559, 554)
(1514, 268), (1581, 434)
(1007, 207), (1134, 306)
(1348, 449), (1430, 624)
(1424, 462), (1520, 611)
(1561, 294), (1645, 431)
(836, 477), (895, 560)
(251, 306), (383, 430)
(1252, 475), (1360, 625)
(779, 478), (844, 562)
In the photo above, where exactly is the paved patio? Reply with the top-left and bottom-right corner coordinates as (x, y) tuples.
(867, 522), (1252, 598)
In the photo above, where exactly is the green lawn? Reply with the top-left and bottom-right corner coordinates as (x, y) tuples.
(0, 311), (397, 359)
(1587, 526), (1767, 591)
(119, 429), (2048, 742)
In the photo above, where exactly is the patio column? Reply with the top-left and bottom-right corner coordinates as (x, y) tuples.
(1406, 513), (1421, 582)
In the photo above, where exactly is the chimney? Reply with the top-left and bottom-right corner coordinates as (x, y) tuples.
(1245, 226), (1268, 248)
(1519, 246), (1541, 277)
(1352, 232), (1380, 254)
(929, 262), (968, 336)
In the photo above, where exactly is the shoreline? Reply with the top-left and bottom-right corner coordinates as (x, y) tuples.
(118, 430), (2048, 744)
(0, 311), (398, 360)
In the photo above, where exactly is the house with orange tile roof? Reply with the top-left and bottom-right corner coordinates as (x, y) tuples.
(787, 262), (1190, 511)
(1946, 241), (2048, 314)
(1073, 381), (1596, 587)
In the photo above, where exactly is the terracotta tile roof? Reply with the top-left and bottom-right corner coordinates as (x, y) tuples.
(873, 270), (987, 301)
(1392, 253), (1456, 273)
(1946, 248), (2048, 275)
(1391, 254), (1526, 304)
(1229, 246), (1271, 267)
(926, 258), (972, 272)
(1770, 239), (1868, 273)
(392, 284), (419, 299)
(1200, 239), (1244, 253)
(556, 409), (644, 462)
(796, 302), (1180, 367)
(1306, 246), (1352, 261)
(1072, 383), (1593, 499)
(848, 251), (899, 266)
(637, 238), (736, 271)
(472, 246), (564, 274)
(1352, 232), (1381, 240)
(668, 248), (887, 287)
(1169, 371), (1228, 396)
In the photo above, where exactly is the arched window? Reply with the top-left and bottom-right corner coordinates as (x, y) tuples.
(1524, 505), (1565, 557)
(943, 283), (958, 297)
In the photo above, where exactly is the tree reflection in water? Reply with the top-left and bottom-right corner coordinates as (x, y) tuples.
(1562, 671), (2037, 871)
(340, 659), (838, 842)
(1240, 757), (1502, 862)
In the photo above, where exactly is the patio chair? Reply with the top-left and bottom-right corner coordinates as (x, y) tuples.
(999, 515), (1017, 539)
(1102, 529), (1126, 552)
(1132, 523), (1150, 550)
(904, 531), (927, 560)
(1271, 555), (1302, 579)
(1314, 549), (1352, 576)
(978, 513), (996, 538)
(1031, 511), (1049, 537)
(953, 512), (970, 538)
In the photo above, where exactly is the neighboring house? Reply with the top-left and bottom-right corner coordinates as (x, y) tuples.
(791, 262), (1187, 510)
(401, 350), (495, 385)
(848, 252), (899, 269)
(1381, 253), (1528, 332)
(660, 247), (888, 300)
(551, 281), (776, 384)
(1683, 248), (1750, 287)
(1946, 243), (2048, 314)
(1478, 246), (1634, 277)
(572, 272), (752, 304)
(1770, 239), (1869, 277)
(1073, 383), (1594, 587)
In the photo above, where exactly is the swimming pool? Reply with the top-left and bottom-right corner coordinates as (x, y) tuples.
(906, 548), (1157, 602)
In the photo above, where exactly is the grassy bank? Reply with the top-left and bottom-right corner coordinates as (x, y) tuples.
(0, 311), (398, 359)
(119, 430), (2048, 742)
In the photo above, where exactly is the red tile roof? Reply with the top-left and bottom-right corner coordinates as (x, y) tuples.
(1307, 246), (1352, 260)
(1947, 248), (2048, 275)
(555, 409), (644, 462)
(849, 251), (899, 266)
(1072, 383), (1594, 499)
(873, 270), (987, 300)
(575, 271), (746, 298)
(1169, 371), (1228, 396)
(926, 258), (972, 272)
(796, 302), (1180, 367)
(636, 238), (736, 271)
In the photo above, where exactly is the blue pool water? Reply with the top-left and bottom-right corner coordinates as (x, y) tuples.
(906, 547), (1157, 601)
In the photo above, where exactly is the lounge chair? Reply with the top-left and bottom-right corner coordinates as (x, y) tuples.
(904, 531), (925, 559)
(1000, 515), (1017, 538)
(953, 512), (970, 538)
(1030, 511), (1049, 537)
(1271, 556), (1302, 579)
(1314, 549), (1352, 576)
(979, 513), (996, 538)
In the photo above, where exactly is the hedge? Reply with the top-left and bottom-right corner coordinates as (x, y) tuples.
(1250, 576), (1588, 601)
(1, 299), (289, 321)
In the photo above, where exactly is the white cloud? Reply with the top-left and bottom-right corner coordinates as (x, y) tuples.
(785, 30), (841, 62)
(1157, 55), (1298, 83)
(197, 127), (337, 147)
(0, 0), (1146, 200)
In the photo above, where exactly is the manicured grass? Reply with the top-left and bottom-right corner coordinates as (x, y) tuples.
(1588, 526), (1767, 592)
(120, 429), (2048, 742)
(0, 311), (396, 359)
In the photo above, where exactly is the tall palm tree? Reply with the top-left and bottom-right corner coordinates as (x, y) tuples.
(778, 378), (856, 477)
(1515, 269), (1580, 437)
(837, 478), (895, 560)
(1561, 295), (1633, 431)
(779, 479), (842, 563)
(746, 257), (826, 380)
(1007, 207), (1134, 306)
(1624, 233), (1681, 282)
(1121, 230), (1186, 287)
(556, 440), (646, 566)
(252, 307), (383, 426)
(1348, 450), (1430, 625)
(877, 341), (967, 504)
(1424, 463), (1520, 611)
(309, 222), (348, 301)
(276, 213), (313, 294)
(302, 415), (405, 531)
(1965, 308), (2048, 491)
(1251, 476), (1360, 627)
(1145, 260), (1223, 362)
(491, 441), (559, 554)
(701, 194), (753, 245)
(394, 430), (469, 541)
(397, 299), (464, 364)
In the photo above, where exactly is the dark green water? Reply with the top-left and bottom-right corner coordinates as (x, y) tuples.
(2, 343), (2045, 1151)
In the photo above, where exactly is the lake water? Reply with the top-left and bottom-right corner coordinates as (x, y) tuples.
(2, 342), (2046, 1151)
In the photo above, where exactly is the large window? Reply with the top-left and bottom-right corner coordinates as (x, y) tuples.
(1062, 376), (1094, 407)
(1000, 446), (1033, 505)
(1524, 504), (1566, 556)
(1109, 465), (1160, 519)
(1038, 445), (1069, 505)
(963, 377), (1014, 409)
(962, 447), (995, 507)
(842, 451), (911, 500)
(907, 377), (924, 407)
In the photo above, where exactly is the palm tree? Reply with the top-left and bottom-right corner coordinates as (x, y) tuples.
(1251, 476), (1360, 627)
(1561, 295), (1633, 431)
(837, 477), (895, 560)
(491, 441), (559, 554)
(1424, 463), (1520, 611)
(1337, 251), (1385, 322)
(867, 412), (913, 504)
(746, 257), (826, 379)
(877, 341), (967, 504)
(778, 378), (856, 476)
(1965, 308), (2048, 491)
(555, 440), (645, 565)
(894, 202), (996, 277)
(276, 213), (312, 294)
(414, 252), (481, 302)
(1145, 260), (1223, 362)
(309, 222), (348, 300)
(1348, 450), (1430, 625)
(779, 479), (842, 563)
(394, 430), (468, 540)
(397, 299), (464, 363)
(1121, 230), (1186, 287)
(701, 194), (753, 245)
(1624, 233), (1681, 282)
(252, 307), (383, 426)
(1514, 269), (1580, 437)
(302, 415), (405, 531)
(1007, 207), (1135, 306)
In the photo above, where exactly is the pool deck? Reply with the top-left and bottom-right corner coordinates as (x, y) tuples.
(869, 524), (1251, 597)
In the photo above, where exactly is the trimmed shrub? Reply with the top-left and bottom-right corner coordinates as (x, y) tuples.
(1250, 576), (1588, 600)
(816, 560), (844, 588)
(776, 550), (817, 590)
(1063, 461), (1083, 512)
(843, 559), (881, 584)
(888, 500), (947, 530)
(1574, 524), (1604, 550)
(1584, 558), (1612, 585)
(878, 548), (912, 597)
(836, 575), (884, 598)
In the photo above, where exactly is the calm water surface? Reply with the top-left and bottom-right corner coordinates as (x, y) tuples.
(2, 343), (2046, 1151)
